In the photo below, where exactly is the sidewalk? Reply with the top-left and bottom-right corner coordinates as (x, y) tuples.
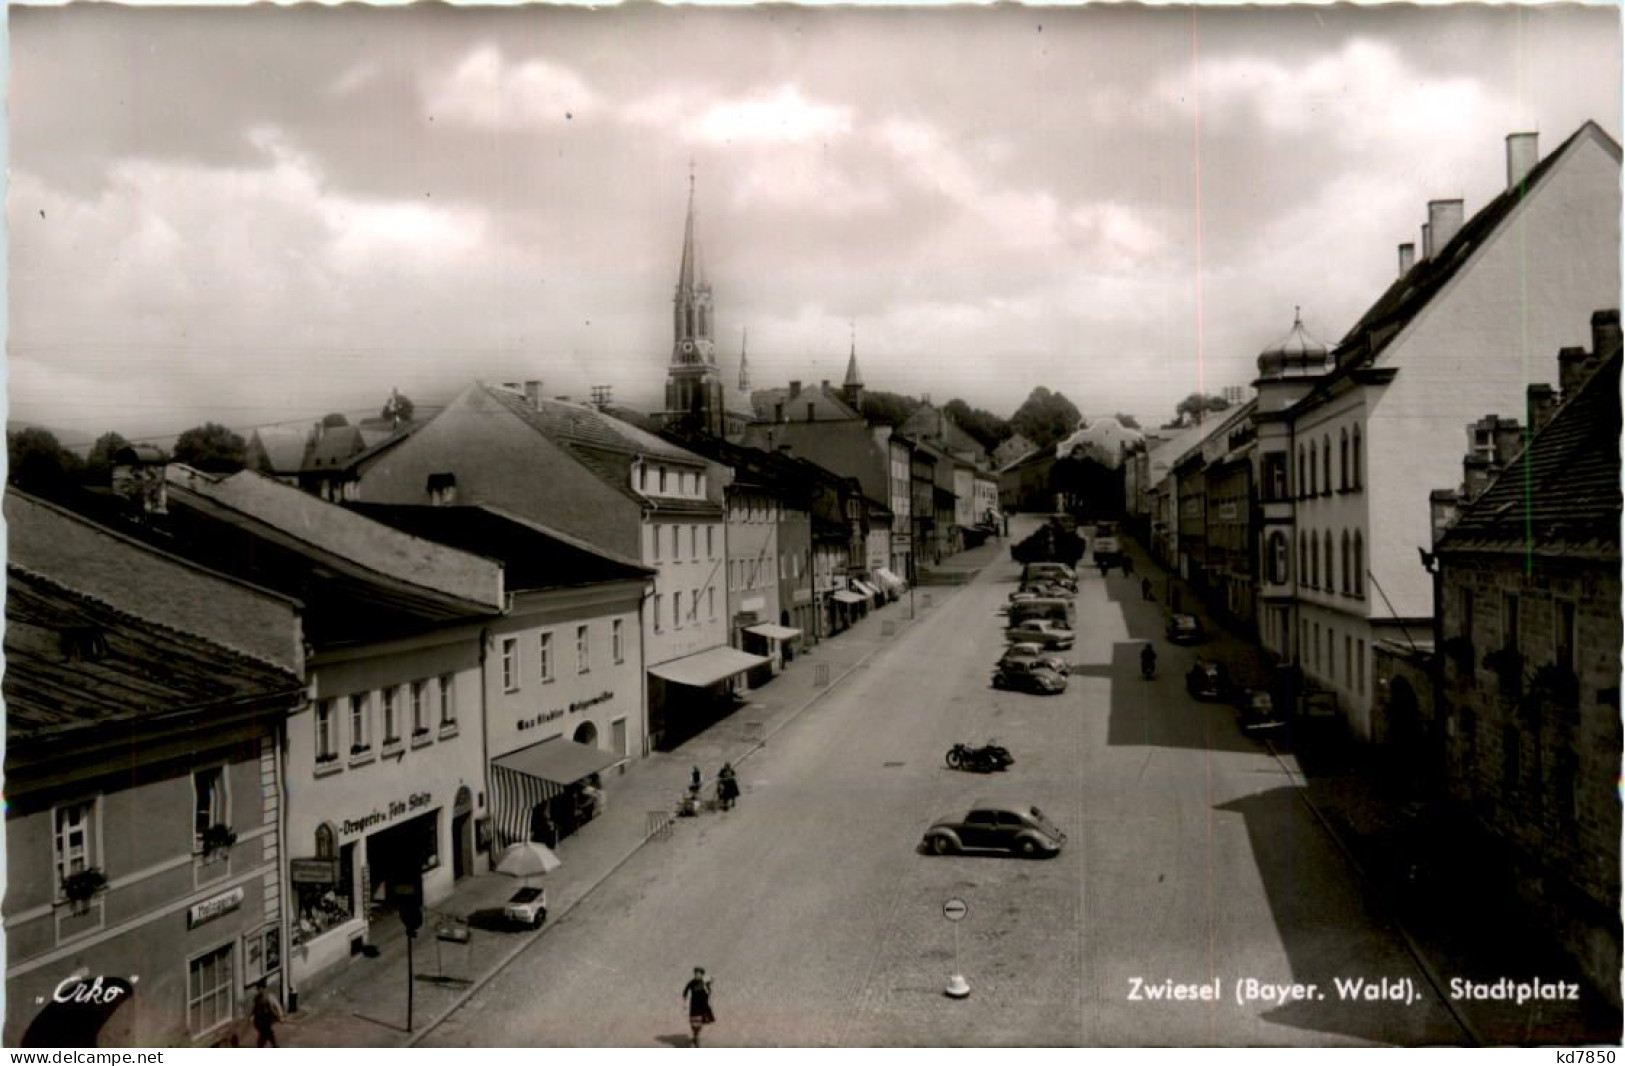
(1122, 534), (1620, 1046)
(276, 543), (1000, 1047)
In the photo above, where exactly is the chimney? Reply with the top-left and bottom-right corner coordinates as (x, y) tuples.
(1398, 243), (1416, 277)
(1421, 223), (1433, 260)
(1506, 132), (1539, 191)
(524, 381), (543, 409)
(1427, 200), (1466, 257)
(1429, 488), (1461, 545)
(1558, 346), (1592, 397)
(1491, 417), (1524, 467)
(789, 381), (802, 400)
(1591, 308), (1621, 363)
(1526, 383), (1558, 435)
(1462, 454), (1494, 501)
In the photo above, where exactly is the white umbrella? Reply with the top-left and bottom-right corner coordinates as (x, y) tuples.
(496, 841), (561, 880)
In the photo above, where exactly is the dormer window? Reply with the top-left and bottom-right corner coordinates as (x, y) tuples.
(427, 473), (457, 506)
(60, 626), (109, 663)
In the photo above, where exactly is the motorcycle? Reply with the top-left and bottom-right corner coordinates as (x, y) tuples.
(946, 742), (1015, 773)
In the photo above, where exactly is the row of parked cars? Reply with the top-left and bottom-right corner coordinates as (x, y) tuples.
(992, 562), (1078, 695)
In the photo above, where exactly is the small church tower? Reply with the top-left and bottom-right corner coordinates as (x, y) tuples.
(841, 323), (865, 411)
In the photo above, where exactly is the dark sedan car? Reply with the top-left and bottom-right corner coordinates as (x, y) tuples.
(1001, 642), (1070, 675)
(1238, 689), (1287, 735)
(991, 658), (1068, 694)
(1166, 614), (1206, 644)
(922, 802), (1066, 858)
(1186, 659), (1233, 701)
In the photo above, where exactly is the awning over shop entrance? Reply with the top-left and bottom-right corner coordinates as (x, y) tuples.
(831, 590), (865, 605)
(853, 580), (880, 599)
(875, 568), (905, 590)
(649, 645), (770, 688)
(490, 738), (624, 849)
(745, 623), (802, 641)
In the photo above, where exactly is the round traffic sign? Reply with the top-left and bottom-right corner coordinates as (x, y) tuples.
(942, 897), (968, 922)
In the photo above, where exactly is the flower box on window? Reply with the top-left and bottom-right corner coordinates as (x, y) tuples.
(62, 867), (108, 906)
(200, 823), (237, 859)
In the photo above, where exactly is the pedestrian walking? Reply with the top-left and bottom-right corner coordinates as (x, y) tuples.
(716, 763), (739, 811)
(683, 967), (715, 1047)
(251, 981), (285, 1048)
(690, 766), (702, 795)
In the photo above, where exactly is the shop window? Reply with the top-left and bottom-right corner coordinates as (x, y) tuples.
(193, 767), (228, 852)
(349, 694), (371, 754)
(294, 830), (354, 947)
(613, 620), (625, 664)
(502, 638), (519, 693)
(438, 674), (456, 728)
(577, 625), (591, 674)
(315, 701), (338, 763)
(54, 799), (98, 895)
(187, 943), (235, 1036)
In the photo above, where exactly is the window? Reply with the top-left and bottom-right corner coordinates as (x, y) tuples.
(651, 523), (660, 562)
(194, 767), (227, 849)
(316, 701), (337, 761)
(654, 593), (663, 632)
(188, 943), (235, 1036)
(1309, 534), (1319, 589)
(1344, 635), (1353, 689)
(54, 799), (97, 891)
(1263, 453), (1288, 501)
(1339, 428), (1349, 491)
(438, 674), (456, 728)
(411, 681), (428, 735)
(1503, 593), (1521, 652)
(708, 587), (716, 619)
(707, 526), (715, 558)
(659, 466), (668, 493)
(1353, 531), (1364, 597)
(502, 639), (519, 692)
(1356, 640), (1366, 696)
(1297, 445), (1307, 497)
(670, 526), (680, 559)
(612, 717), (629, 757)
(1312, 623), (1321, 670)
(639, 464), (648, 492)
(692, 588), (700, 621)
(1340, 530), (1351, 593)
(673, 591), (682, 630)
(612, 620), (625, 663)
(1323, 531), (1334, 590)
(1327, 628), (1336, 680)
(1322, 434), (1332, 496)
(1307, 442), (1316, 497)
(1268, 532), (1288, 584)
(691, 525), (699, 561)
(349, 694), (371, 753)
(577, 625), (590, 674)
(1553, 599), (1577, 674)
(697, 474), (706, 496)
(380, 686), (401, 744)
(1352, 426), (1363, 489)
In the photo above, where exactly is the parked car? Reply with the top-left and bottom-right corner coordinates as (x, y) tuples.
(1001, 642), (1070, 675)
(1005, 619), (1076, 650)
(1022, 562), (1077, 589)
(1237, 689), (1286, 735)
(992, 658), (1068, 694)
(922, 801), (1067, 858)
(1166, 614), (1205, 645)
(503, 886), (548, 929)
(1186, 659), (1233, 701)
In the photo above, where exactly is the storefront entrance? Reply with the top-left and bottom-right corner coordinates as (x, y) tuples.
(364, 810), (439, 917)
(451, 787), (473, 881)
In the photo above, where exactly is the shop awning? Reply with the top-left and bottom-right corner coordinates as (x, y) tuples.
(649, 645), (771, 688)
(875, 568), (906, 590)
(490, 738), (624, 849)
(853, 580), (880, 599)
(832, 590), (865, 605)
(745, 623), (802, 641)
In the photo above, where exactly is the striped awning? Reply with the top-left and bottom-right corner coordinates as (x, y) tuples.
(489, 738), (623, 850)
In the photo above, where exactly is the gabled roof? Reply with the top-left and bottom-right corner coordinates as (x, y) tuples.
(750, 382), (862, 422)
(247, 425), (311, 474)
(1438, 349), (1621, 559)
(1322, 121), (1620, 389)
(5, 566), (306, 747)
(899, 403), (989, 464)
(347, 504), (654, 592)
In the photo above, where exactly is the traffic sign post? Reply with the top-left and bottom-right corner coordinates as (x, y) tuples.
(942, 898), (970, 999)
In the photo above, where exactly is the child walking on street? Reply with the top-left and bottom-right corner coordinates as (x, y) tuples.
(683, 967), (715, 1047)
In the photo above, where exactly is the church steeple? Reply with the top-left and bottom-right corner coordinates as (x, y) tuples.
(738, 327), (750, 391)
(672, 163), (716, 370)
(841, 322), (865, 409)
(665, 165), (725, 436)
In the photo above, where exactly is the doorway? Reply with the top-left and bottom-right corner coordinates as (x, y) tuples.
(452, 786), (473, 880)
(573, 721), (599, 748)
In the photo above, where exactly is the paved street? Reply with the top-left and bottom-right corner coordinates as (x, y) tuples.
(422, 520), (1464, 1047)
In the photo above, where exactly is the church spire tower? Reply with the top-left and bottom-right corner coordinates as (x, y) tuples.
(738, 327), (750, 391)
(841, 321), (865, 410)
(665, 164), (726, 436)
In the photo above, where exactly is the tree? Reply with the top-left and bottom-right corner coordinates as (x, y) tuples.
(1009, 387), (1083, 450)
(321, 412), (350, 428)
(174, 422), (247, 474)
(1113, 413), (1142, 431)
(8, 427), (83, 496)
(859, 390), (922, 427)
(1173, 393), (1231, 427)
(84, 431), (130, 485)
(943, 398), (1012, 453)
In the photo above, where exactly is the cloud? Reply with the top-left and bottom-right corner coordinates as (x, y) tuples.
(424, 45), (597, 130)
(686, 84), (853, 145)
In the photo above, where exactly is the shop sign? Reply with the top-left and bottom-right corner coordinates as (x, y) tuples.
(290, 858), (340, 885)
(187, 887), (244, 930)
(792, 589), (812, 604)
(341, 792), (434, 838)
(517, 691), (615, 733)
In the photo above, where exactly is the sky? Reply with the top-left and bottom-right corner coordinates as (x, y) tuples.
(8, 4), (1621, 443)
